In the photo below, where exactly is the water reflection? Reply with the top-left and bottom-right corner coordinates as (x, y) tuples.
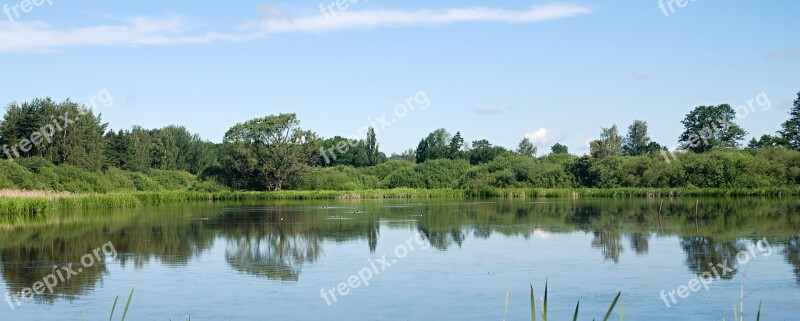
(0, 198), (799, 304)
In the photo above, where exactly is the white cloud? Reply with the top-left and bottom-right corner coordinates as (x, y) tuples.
(0, 16), (257, 53)
(247, 4), (592, 33)
(524, 128), (565, 147)
(0, 4), (592, 52)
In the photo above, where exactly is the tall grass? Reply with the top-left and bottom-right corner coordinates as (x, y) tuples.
(528, 282), (623, 321)
(2, 187), (799, 217)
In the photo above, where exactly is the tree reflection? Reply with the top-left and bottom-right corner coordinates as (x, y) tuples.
(680, 237), (741, 280)
(592, 231), (624, 263)
(785, 237), (800, 285)
(628, 233), (650, 255)
(1, 198), (799, 305)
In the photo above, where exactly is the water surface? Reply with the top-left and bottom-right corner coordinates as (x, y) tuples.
(0, 198), (798, 320)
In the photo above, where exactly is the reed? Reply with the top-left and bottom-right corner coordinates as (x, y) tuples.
(2, 187), (799, 217)
(528, 282), (623, 321)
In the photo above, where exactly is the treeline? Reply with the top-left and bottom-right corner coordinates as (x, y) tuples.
(2, 92), (800, 192)
(0, 98), (217, 174)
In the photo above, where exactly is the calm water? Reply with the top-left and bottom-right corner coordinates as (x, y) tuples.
(0, 199), (798, 320)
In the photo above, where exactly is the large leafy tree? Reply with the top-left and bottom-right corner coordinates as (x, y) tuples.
(222, 113), (319, 191)
(589, 125), (623, 159)
(779, 92), (800, 150)
(678, 104), (746, 153)
(516, 137), (537, 157)
(415, 128), (452, 163)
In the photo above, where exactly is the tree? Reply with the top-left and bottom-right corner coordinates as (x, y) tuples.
(390, 148), (416, 163)
(127, 126), (153, 172)
(365, 127), (380, 166)
(779, 92), (800, 150)
(622, 120), (652, 156)
(678, 104), (746, 153)
(517, 137), (537, 157)
(0, 98), (107, 170)
(318, 136), (368, 167)
(222, 113), (319, 191)
(550, 143), (569, 155)
(468, 139), (506, 165)
(589, 125), (623, 159)
(415, 128), (452, 163)
(447, 131), (465, 159)
(747, 134), (786, 149)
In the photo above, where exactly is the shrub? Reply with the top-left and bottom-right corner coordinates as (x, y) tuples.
(360, 160), (415, 180)
(146, 169), (197, 190)
(0, 160), (45, 190)
(300, 166), (380, 190)
(382, 167), (426, 189)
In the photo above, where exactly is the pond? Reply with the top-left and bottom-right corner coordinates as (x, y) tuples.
(0, 198), (798, 320)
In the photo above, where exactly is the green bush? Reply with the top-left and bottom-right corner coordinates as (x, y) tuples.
(359, 160), (415, 180)
(382, 167), (426, 189)
(103, 167), (138, 191)
(0, 160), (45, 190)
(125, 171), (163, 191)
(460, 153), (576, 189)
(146, 169), (197, 190)
(295, 166), (381, 191)
(417, 159), (471, 188)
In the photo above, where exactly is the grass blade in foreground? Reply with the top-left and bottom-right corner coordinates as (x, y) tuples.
(542, 281), (548, 321)
(530, 284), (536, 321)
(601, 292), (622, 321)
(572, 301), (580, 321)
(120, 287), (135, 321)
(108, 295), (120, 321)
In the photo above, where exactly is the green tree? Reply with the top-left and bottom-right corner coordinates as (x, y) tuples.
(468, 139), (506, 165)
(126, 126), (153, 172)
(447, 131), (465, 159)
(622, 120), (652, 156)
(678, 104), (746, 153)
(589, 125), (623, 159)
(779, 92), (800, 150)
(222, 113), (319, 191)
(516, 137), (537, 157)
(365, 127), (380, 166)
(550, 143), (569, 155)
(318, 136), (369, 167)
(0, 98), (107, 170)
(415, 128), (452, 163)
(747, 134), (786, 149)
(390, 148), (416, 163)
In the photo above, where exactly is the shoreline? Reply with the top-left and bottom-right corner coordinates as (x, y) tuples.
(2, 187), (799, 217)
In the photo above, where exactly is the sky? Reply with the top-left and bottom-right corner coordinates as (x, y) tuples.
(0, 0), (798, 154)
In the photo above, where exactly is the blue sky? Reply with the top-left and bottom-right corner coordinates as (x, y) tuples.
(0, 0), (798, 154)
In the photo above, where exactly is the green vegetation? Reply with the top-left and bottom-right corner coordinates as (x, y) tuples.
(1, 92), (800, 200)
(524, 283), (623, 321)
